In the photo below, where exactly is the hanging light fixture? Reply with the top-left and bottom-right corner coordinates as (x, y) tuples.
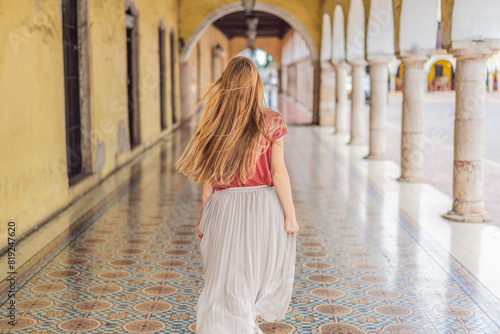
(241, 0), (256, 15)
(246, 16), (258, 31)
(246, 30), (257, 50)
(245, 16), (258, 51)
(242, 0), (257, 51)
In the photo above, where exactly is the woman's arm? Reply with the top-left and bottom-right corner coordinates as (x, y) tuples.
(196, 182), (214, 240)
(270, 137), (299, 236)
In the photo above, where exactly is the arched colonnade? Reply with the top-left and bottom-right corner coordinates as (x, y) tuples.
(318, 0), (500, 223)
(178, 0), (500, 223)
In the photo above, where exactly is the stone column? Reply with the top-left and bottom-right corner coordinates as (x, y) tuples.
(180, 62), (190, 123)
(288, 64), (295, 100)
(398, 54), (428, 182)
(488, 71), (494, 92)
(294, 62), (300, 103)
(293, 64), (298, 101)
(365, 57), (391, 159)
(319, 62), (336, 127)
(443, 47), (493, 222)
(277, 68), (282, 93)
(292, 64), (297, 98)
(334, 62), (350, 135)
(295, 61), (304, 103)
(297, 60), (307, 106)
(304, 60), (309, 107)
(389, 72), (396, 92)
(281, 66), (288, 94)
(348, 60), (367, 145)
(312, 60), (321, 125)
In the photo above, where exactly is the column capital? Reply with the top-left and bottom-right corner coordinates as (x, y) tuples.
(333, 61), (350, 71)
(320, 61), (335, 70)
(366, 54), (394, 65)
(397, 50), (433, 64)
(348, 59), (367, 67)
(448, 41), (500, 59)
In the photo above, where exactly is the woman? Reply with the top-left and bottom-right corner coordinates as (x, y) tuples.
(176, 56), (298, 334)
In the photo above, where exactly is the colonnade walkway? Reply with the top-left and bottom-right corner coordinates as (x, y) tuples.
(385, 92), (500, 225)
(1, 101), (500, 333)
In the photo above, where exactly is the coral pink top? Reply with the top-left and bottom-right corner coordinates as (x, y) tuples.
(213, 110), (288, 191)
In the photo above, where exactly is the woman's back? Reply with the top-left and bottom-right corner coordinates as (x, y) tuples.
(213, 109), (288, 191)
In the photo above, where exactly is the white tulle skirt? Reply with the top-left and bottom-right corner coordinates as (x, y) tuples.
(195, 185), (296, 334)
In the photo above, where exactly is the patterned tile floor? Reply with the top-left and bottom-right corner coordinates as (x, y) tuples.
(1, 108), (500, 333)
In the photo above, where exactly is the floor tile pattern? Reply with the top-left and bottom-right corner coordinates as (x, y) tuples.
(1, 120), (500, 333)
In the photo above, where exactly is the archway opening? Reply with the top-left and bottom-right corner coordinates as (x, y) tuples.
(179, 5), (316, 125)
(428, 59), (454, 91)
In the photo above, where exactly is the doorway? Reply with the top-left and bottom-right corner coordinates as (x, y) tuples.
(126, 6), (140, 148)
(159, 24), (166, 130)
(62, 0), (82, 179)
(170, 30), (177, 124)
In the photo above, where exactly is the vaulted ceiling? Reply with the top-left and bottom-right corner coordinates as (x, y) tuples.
(212, 11), (291, 39)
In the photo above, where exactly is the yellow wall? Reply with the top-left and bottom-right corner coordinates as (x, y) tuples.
(230, 37), (282, 68)
(0, 0), (181, 246)
(197, 26), (231, 96)
(396, 63), (403, 91)
(0, 0), (322, 251)
(185, 25), (231, 120)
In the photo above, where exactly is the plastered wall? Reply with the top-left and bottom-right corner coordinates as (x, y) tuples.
(0, 0), (181, 246)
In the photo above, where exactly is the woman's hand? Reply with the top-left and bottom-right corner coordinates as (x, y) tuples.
(284, 214), (299, 236)
(196, 183), (213, 241)
(270, 136), (298, 238)
(195, 218), (203, 240)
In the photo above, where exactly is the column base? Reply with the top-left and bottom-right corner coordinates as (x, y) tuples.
(334, 129), (349, 135)
(348, 138), (365, 145)
(397, 175), (425, 183)
(442, 210), (491, 223)
(319, 114), (335, 127)
(363, 153), (389, 160)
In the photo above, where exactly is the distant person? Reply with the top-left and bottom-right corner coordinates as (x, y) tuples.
(176, 56), (298, 333)
(442, 75), (448, 91)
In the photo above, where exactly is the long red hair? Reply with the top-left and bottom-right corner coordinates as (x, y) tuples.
(176, 56), (286, 185)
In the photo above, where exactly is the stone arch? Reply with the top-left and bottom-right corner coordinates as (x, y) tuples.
(332, 4), (345, 62)
(424, 54), (456, 73)
(441, 0), (500, 50)
(321, 12), (332, 62)
(366, 0), (394, 58)
(180, 2), (318, 63)
(396, 0), (439, 55)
